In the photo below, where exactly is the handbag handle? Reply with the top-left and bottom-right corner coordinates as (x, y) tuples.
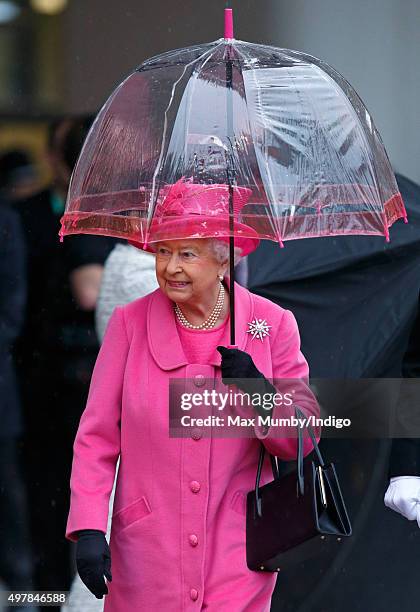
(254, 444), (279, 517)
(295, 406), (324, 495)
(254, 405), (324, 517)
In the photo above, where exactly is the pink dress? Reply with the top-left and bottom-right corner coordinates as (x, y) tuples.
(175, 316), (229, 365)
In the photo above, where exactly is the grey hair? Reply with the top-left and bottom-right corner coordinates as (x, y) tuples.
(209, 239), (242, 267)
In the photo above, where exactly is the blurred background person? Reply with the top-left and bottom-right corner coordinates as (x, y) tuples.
(0, 150), (41, 203)
(12, 115), (115, 597)
(94, 243), (158, 343)
(0, 196), (35, 603)
(246, 172), (420, 611)
(385, 300), (420, 526)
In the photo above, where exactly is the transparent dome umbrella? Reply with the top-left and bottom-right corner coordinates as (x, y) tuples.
(60, 8), (407, 345)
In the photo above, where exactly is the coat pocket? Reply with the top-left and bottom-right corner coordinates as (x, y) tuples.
(112, 496), (152, 531)
(229, 490), (247, 516)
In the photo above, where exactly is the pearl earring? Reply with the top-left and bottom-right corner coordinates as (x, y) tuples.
(218, 274), (224, 281)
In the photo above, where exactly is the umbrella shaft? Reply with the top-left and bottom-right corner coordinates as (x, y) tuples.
(225, 55), (236, 346)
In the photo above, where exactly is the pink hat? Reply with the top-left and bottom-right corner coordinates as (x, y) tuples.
(130, 177), (260, 256)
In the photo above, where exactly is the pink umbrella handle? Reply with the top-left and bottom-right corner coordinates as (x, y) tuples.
(224, 8), (234, 39)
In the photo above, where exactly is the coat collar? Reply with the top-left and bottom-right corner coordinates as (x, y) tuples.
(147, 281), (254, 371)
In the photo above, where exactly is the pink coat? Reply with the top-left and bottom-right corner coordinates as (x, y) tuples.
(66, 283), (318, 611)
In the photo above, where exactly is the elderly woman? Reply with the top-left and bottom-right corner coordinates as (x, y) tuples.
(66, 180), (318, 611)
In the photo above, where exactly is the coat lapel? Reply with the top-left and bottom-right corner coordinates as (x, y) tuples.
(147, 282), (254, 370)
(147, 288), (188, 370)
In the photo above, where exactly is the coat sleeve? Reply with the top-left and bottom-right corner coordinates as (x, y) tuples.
(255, 309), (320, 459)
(66, 306), (129, 541)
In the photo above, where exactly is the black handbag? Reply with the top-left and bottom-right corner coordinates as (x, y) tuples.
(246, 406), (352, 572)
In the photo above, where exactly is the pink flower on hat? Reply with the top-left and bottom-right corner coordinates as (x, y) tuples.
(154, 177), (252, 221)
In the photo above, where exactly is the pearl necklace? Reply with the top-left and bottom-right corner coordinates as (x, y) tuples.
(174, 282), (225, 330)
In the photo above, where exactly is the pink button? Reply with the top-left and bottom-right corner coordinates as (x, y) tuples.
(190, 588), (199, 601)
(194, 374), (206, 387)
(190, 480), (201, 493)
(191, 428), (203, 440)
(189, 534), (198, 547)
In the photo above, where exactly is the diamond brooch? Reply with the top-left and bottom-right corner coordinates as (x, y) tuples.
(246, 318), (271, 341)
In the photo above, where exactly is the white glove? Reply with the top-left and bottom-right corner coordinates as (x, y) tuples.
(384, 476), (420, 526)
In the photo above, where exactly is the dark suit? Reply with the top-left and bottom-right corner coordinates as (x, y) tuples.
(0, 203), (34, 590)
(13, 188), (114, 592)
(0, 204), (26, 435)
(389, 296), (420, 476)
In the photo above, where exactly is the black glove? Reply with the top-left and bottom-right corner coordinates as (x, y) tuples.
(216, 346), (275, 415)
(76, 529), (112, 599)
